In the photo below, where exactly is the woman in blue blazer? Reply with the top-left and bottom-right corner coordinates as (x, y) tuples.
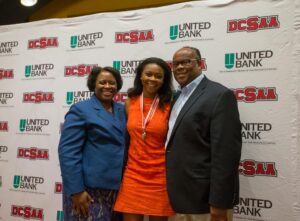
(58, 66), (127, 221)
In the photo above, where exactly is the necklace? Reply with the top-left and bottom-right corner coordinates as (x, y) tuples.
(140, 93), (159, 141)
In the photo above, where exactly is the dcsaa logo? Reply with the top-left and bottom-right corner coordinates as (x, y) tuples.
(115, 30), (154, 43)
(0, 121), (8, 132)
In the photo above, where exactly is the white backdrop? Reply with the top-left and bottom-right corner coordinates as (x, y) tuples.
(0, 0), (299, 220)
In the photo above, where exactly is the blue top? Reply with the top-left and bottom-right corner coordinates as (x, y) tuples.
(58, 95), (127, 196)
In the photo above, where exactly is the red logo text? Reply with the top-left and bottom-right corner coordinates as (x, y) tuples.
(55, 182), (63, 193)
(18, 147), (49, 160)
(28, 37), (58, 49)
(23, 92), (54, 103)
(0, 121), (8, 132)
(233, 87), (278, 102)
(239, 160), (277, 177)
(0, 69), (13, 80)
(64, 64), (97, 77)
(227, 15), (280, 32)
(113, 92), (128, 103)
(11, 205), (44, 220)
(115, 30), (154, 43)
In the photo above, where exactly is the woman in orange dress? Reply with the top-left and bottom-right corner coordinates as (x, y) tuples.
(114, 57), (175, 221)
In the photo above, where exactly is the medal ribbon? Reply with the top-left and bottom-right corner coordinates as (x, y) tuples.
(140, 93), (159, 135)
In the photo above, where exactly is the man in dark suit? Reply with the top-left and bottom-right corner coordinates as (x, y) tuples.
(165, 46), (242, 221)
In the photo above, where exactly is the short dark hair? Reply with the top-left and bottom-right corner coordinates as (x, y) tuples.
(87, 66), (123, 92)
(181, 46), (201, 60)
(128, 57), (173, 108)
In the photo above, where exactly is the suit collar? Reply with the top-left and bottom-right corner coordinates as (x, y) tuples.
(91, 94), (122, 111)
(167, 76), (209, 149)
(180, 73), (204, 94)
(91, 95), (124, 132)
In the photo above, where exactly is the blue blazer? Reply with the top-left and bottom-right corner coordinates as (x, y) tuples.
(58, 95), (127, 196)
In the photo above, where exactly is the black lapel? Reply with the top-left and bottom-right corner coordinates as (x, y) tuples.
(168, 77), (209, 147)
(171, 90), (182, 109)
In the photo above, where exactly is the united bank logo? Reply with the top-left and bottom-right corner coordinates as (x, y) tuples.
(0, 41), (18, 55)
(169, 22), (212, 41)
(0, 92), (14, 106)
(227, 15), (280, 33)
(0, 146), (8, 154)
(232, 87), (278, 103)
(23, 92), (54, 103)
(113, 60), (142, 76)
(11, 205), (44, 220)
(17, 147), (49, 160)
(28, 37), (58, 49)
(0, 145), (8, 161)
(115, 29), (154, 43)
(64, 64), (98, 77)
(65, 91), (93, 105)
(242, 122), (275, 145)
(223, 50), (275, 72)
(234, 197), (272, 218)
(70, 32), (103, 49)
(12, 175), (45, 193)
(0, 121), (8, 132)
(239, 159), (278, 177)
(19, 119), (50, 134)
(56, 211), (64, 221)
(0, 68), (14, 80)
(24, 64), (55, 79)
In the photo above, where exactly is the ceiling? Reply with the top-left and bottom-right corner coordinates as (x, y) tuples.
(0, 0), (53, 26)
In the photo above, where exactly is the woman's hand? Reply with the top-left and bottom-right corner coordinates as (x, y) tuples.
(71, 191), (94, 218)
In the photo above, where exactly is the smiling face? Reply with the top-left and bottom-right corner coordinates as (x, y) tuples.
(172, 48), (202, 87)
(140, 63), (165, 98)
(94, 71), (118, 103)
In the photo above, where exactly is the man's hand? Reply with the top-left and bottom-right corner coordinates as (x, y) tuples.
(210, 206), (228, 221)
(71, 191), (94, 218)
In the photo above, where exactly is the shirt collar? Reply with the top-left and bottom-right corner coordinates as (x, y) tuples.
(179, 73), (205, 95)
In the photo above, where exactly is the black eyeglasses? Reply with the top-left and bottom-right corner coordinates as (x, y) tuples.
(172, 58), (200, 68)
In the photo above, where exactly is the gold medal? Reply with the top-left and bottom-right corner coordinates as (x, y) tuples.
(142, 131), (146, 140)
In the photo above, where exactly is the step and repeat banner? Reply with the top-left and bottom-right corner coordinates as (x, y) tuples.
(0, 0), (299, 220)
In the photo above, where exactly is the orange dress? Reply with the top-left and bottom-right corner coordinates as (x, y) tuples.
(114, 96), (175, 216)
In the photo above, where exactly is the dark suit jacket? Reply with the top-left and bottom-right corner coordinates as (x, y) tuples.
(58, 95), (127, 196)
(166, 76), (242, 214)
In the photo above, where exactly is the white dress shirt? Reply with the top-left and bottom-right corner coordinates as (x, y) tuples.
(165, 74), (205, 147)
